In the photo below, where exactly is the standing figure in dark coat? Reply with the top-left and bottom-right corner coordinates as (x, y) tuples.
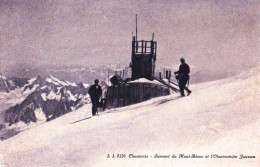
(88, 79), (102, 116)
(174, 58), (192, 96)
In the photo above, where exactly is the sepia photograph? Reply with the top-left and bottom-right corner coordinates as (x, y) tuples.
(0, 0), (259, 166)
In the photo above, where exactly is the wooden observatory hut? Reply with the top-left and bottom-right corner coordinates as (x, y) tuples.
(105, 16), (178, 109)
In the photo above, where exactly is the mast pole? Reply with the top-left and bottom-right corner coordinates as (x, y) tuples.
(136, 14), (138, 41)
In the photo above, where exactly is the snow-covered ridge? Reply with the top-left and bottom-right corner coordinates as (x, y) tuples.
(0, 75), (81, 114)
(0, 74), (16, 92)
(0, 65), (259, 167)
(0, 73), (7, 80)
(83, 83), (89, 88)
(46, 75), (77, 87)
(1, 75), (91, 130)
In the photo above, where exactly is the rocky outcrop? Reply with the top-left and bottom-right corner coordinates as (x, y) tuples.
(0, 73), (29, 93)
(4, 75), (90, 125)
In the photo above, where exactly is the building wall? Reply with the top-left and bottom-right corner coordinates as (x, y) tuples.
(106, 83), (170, 109)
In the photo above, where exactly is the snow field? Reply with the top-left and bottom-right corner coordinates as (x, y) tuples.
(0, 66), (259, 167)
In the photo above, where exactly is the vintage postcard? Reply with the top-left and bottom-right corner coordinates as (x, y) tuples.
(0, 0), (259, 166)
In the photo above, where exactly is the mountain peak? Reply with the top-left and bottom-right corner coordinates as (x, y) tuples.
(46, 75), (77, 87)
(3, 75), (90, 127)
(0, 73), (6, 80)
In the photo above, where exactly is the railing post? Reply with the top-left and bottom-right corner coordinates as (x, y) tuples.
(136, 41), (138, 53)
(142, 40), (144, 54)
(154, 42), (157, 61)
(142, 83), (145, 101)
(132, 37), (135, 61)
(117, 85), (120, 107)
(148, 84), (151, 99)
(123, 84), (125, 106)
(169, 71), (171, 84)
(145, 41), (147, 53)
(151, 41), (154, 55)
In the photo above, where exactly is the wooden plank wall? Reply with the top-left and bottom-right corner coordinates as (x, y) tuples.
(106, 83), (170, 109)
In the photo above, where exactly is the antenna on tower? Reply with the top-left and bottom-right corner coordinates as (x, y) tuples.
(136, 14), (138, 41)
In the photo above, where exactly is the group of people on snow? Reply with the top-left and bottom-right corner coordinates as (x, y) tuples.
(88, 58), (192, 116)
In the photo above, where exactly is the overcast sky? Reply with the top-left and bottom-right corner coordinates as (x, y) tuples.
(0, 0), (259, 74)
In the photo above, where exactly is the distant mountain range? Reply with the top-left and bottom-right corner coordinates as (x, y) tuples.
(1, 63), (112, 84)
(0, 64), (237, 128)
(2, 63), (238, 85)
(155, 66), (237, 84)
(0, 74), (91, 126)
(190, 69), (236, 84)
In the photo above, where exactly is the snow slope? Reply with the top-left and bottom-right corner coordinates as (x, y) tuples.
(0, 66), (259, 167)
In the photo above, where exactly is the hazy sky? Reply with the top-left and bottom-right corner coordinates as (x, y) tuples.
(0, 0), (259, 74)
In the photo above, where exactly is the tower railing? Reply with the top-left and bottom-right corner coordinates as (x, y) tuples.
(132, 40), (157, 56)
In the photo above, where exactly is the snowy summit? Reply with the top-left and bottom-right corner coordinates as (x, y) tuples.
(0, 66), (259, 167)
